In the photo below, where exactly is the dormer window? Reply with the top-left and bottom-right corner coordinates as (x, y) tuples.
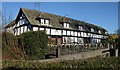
(64, 22), (70, 28)
(91, 28), (94, 32)
(105, 31), (108, 34)
(45, 19), (49, 25)
(98, 30), (101, 34)
(41, 19), (44, 25)
(78, 26), (84, 30)
(36, 18), (50, 26)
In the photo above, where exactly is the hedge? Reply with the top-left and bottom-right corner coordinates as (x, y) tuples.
(19, 31), (48, 60)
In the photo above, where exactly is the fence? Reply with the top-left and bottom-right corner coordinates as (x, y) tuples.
(48, 43), (109, 55)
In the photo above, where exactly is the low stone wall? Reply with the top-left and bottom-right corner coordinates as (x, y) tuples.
(41, 48), (110, 62)
(59, 48), (110, 60)
(48, 44), (108, 56)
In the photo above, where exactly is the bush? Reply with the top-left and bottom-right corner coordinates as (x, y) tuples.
(2, 32), (24, 60)
(2, 32), (18, 49)
(2, 57), (120, 69)
(19, 31), (48, 60)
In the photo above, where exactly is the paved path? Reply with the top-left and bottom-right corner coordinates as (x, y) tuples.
(37, 48), (109, 63)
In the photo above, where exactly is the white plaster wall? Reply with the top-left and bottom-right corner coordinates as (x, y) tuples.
(33, 27), (38, 31)
(46, 28), (50, 34)
(21, 27), (24, 34)
(19, 20), (22, 25)
(75, 32), (77, 36)
(100, 35), (102, 38)
(13, 25), (15, 29)
(94, 34), (96, 38)
(75, 37), (77, 42)
(62, 36), (66, 43)
(98, 30), (101, 34)
(81, 32), (84, 37)
(67, 31), (70, 36)
(14, 29), (17, 36)
(98, 35), (100, 38)
(17, 28), (20, 35)
(64, 23), (66, 28)
(24, 26), (27, 32)
(63, 30), (66, 35)
(88, 33), (90, 37)
(78, 38), (84, 43)
(56, 30), (62, 35)
(41, 19), (44, 25)
(28, 28), (30, 31)
(70, 37), (74, 42)
(71, 31), (74, 36)
(51, 29), (56, 35)
(67, 23), (69, 28)
(84, 33), (87, 37)
(40, 28), (44, 31)
(17, 22), (20, 27)
(45, 20), (49, 25)
(78, 32), (80, 37)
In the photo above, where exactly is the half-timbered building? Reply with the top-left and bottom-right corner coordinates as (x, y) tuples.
(4, 8), (109, 45)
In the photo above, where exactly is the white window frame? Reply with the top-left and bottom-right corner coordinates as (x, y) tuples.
(41, 19), (44, 25)
(91, 28), (94, 32)
(45, 19), (49, 25)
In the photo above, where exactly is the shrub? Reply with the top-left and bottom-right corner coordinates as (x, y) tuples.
(2, 32), (18, 49)
(19, 31), (48, 60)
(2, 32), (24, 60)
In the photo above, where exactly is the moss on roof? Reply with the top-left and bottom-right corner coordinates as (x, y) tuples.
(5, 8), (107, 33)
(4, 20), (16, 28)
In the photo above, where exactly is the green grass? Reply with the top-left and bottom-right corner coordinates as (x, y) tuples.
(2, 57), (120, 69)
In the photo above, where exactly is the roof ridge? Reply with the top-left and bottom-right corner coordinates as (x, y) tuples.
(5, 8), (107, 31)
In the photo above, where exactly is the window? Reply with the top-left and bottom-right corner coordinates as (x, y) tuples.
(78, 26), (83, 30)
(71, 37), (74, 43)
(51, 29), (56, 35)
(63, 37), (67, 43)
(67, 23), (69, 28)
(41, 19), (44, 25)
(98, 30), (101, 34)
(71, 31), (74, 36)
(67, 30), (70, 35)
(46, 19), (49, 25)
(64, 23), (66, 28)
(63, 30), (66, 35)
(55, 30), (61, 35)
(75, 31), (77, 36)
(46, 28), (50, 34)
(105, 31), (108, 34)
(78, 32), (81, 36)
(64, 23), (69, 28)
(91, 28), (94, 32)
(19, 19), (24, 25)
(39, 19), (50, 26)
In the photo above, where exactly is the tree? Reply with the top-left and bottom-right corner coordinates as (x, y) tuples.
(107, 34), (118, 44)
(2, 32), (25, 60)
(2, 13), (13, 30)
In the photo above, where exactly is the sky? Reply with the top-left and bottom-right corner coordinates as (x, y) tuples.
(2, 2), (118, 34)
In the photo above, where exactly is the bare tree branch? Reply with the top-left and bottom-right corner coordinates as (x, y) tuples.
(2, 13), (13, 30)
(34, 2), (40, 10)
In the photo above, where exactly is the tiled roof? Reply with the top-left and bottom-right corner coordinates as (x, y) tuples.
(5, 8), (107, 33)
